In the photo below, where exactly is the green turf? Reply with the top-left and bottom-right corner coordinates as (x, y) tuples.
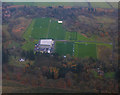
(48, 19), (66, 40)
(22, 20), (37, 51)
(7, 2), (117, 9)
(24, 18), (96, 41)
(90, 2), (111, 8)
(65, 32), (77, 40)
(23, 19), (35, 41)
(74, 43), (97, 58)
(22, 41), (36, 51)
(75, 42), (112, 49)
(31, 18), (67, 40)
(31, 18), (49, 39)
(7, 2), (89, 7)
(55, 42), (73, 56)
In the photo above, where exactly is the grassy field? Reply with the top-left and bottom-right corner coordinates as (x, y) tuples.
(65, 32), (77, 40)
(7, 2), (118, 9)
(90, 2), (111, 8)
(2, 79), (85, 93)
(31, 18), (50, 39)
(31, 18), (67, 40)
(3, 78), (88, 93)
(55, 42), (73, 56)
(22, 19), (38, 51)
(23, 19), (35, 41)
(74, 43), (97, 58)
(8, 2), (89, 7)
(75, 42), (112, 49)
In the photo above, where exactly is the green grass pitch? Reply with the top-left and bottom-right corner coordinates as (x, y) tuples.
(74, 43), (97, 58)
(55, 42), (73, 56)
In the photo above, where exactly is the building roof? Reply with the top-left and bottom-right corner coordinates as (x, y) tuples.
(19, 58), (25, 62)
(40, 39), (53, 46)
(58, 21), (63, 23)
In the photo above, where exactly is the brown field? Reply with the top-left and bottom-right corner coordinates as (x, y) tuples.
(12, 17), (32, 37)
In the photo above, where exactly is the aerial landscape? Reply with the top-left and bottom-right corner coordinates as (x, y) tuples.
(2, 2), (119, 93)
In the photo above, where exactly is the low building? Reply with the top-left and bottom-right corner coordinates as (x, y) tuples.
(34, 39), (54, 53)
(58, 21), (63, 24)
(19, 58), (25, 62)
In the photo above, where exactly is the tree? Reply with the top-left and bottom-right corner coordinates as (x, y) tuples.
(2, 49), (9, 64)
(26, 50), (35, 60)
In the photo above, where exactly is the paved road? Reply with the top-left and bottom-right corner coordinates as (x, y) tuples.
(55, 40), (113, 45)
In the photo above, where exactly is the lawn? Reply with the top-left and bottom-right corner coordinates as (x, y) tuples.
(8, 2), (117, 9)
(2, 79), (81, 93)
(48, 19), (66, 40)
(22, 41), (36, 51)
(31, 18), (67, 40)
(75, 42), (112, 49)
(23, 19), (35, 41)
(22, 19), (37, 51)
(55, 41), (98, 58)
(65, 32), (77, 40)
(8, 2), (89, 7)
(90, 2), (111, 8)
(31, 18), (50, 39)
(74, 43), (97, 58)
(55, 42), (73, 56)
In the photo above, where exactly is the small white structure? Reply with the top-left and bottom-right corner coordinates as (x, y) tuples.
(19, 58), (25, 62)
(64, 56), (66, 58)
(58, 21), (63, 24)
(48, 50), (50, 53)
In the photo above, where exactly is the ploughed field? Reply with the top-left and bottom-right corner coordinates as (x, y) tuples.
(23, 18), (112, 58)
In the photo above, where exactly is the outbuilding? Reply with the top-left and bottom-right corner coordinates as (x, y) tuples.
(19, 58), (25, 62)
(58, 21), (63, 24)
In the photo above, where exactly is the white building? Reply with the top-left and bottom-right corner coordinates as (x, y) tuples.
(40, 39), (54, 46)
(58, 21), (63, 24)
(19, 58), (25, 62)
(36, 39), (54, 53)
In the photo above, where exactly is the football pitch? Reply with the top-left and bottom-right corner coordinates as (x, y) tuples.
(55, 42), (97, 58)
(74, 43), (97, 58)
(31, 18), (67, 40)
(25, 18), (94, 41)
